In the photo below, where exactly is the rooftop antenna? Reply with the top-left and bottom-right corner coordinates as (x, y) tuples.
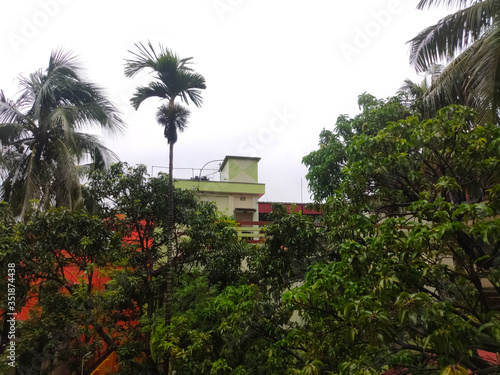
(199, 159), (224, 182)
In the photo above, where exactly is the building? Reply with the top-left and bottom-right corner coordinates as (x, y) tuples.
(174, 156), (321, 242)
(174, 155), (265, 223)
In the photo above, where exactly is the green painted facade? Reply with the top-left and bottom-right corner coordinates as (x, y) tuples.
(174, 180), (265, 195)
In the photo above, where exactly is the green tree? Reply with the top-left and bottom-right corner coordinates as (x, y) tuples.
(0, 50), (123, 217)
(85, 162), (196, 374)
(150, 205), (329, 375)
(409, 0), (500, 123)
(0, 163), (253, 374)
(289, 105), (500, 374)
(303, 93), (411, 201)
(248, 204), (328, 299)
(124, 42), (206, 330)
(85, 163), (251, 374)
(0, 205), (123, 374)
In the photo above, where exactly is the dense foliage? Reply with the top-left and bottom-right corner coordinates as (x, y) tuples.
(295, 102), (500, 374)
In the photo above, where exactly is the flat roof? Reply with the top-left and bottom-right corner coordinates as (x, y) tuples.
(175, 179), (265, 196)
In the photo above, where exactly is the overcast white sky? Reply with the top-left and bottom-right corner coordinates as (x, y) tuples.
(0, 0), (449, 203)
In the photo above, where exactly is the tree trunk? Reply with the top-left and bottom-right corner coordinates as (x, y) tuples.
(164, 140), (175, 374)
(166, 141), (174, 325)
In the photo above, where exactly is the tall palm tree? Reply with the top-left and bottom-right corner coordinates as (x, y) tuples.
(408, 0), (500, 123)
(124, 42), (206, 329)
(0, 49), (123, 217)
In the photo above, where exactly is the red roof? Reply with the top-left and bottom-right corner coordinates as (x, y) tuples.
(258, 202), (320, 215)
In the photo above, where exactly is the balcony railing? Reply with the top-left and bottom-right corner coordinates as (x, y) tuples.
(235, 221), (271, 243)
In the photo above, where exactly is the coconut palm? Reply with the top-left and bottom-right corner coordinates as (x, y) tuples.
(0, 50), (123, 217)
(408, 0), (500, 123)
(398, 65), (443, 116)
(398, 78), (430, 115)
(124, 42), (206, 331)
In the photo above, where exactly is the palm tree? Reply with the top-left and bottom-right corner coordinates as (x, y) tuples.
(408, 0), (500, 124)
(0, 49), (123, 217)
(398, 65), (442, 116)
(124, 42), (206, 330)
(398, 78), (430, 115)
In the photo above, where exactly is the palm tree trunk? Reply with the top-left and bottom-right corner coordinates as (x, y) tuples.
(164, 140), (175, 374)
(166, 140), (174, 324)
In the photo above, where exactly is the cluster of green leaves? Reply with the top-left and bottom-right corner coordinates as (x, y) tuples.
(303, 93), (412, 201)
(0, 204), (122, 373)
(83, 163), (255, 374)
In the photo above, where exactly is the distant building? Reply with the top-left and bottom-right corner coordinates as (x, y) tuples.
(174, 155), (265, 223)
(174, 156), (321, 242)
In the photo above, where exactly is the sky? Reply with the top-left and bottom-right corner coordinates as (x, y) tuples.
(0, 0), (450, 203)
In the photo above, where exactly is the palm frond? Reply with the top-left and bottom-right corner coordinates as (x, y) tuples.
(130, 82), (171, 110)
(398, 78), (428, 98)
(73, 94), (125, 136)
(420, 47), (473, 114)
(52, 138), (81, 210)
(46, 106), (78, 148)
(417, 0), (483, 10)
(409, 0), (498, 72)
(18, 149), (43, 217)
(0, 91), (30, 126)
(124, 41), (164, 77)
(174, 71), (206, 107)
(0, 123), (31, 145)
(464, 25), (500, 123)
(71, 132), (118, 167)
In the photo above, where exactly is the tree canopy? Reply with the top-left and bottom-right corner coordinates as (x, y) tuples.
(296, 101), (500, 374)
(303, 93), (412, 202)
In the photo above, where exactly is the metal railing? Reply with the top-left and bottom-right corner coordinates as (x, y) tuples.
(151, 166), (221, 181)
